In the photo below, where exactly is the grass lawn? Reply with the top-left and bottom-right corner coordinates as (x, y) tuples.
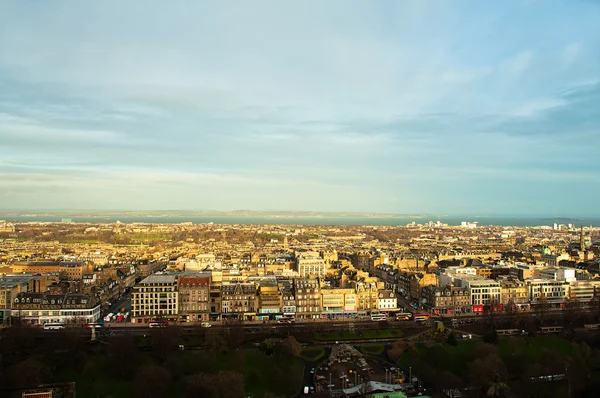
(316, 329), (403, 341)
(52, 348), (303, 398)
(361, 344), (385, 355)
(300, 347), (326, 362)
(397, 335), (578, 372)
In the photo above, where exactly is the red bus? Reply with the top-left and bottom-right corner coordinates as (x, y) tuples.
(149, 318), (168, 328)
(414, 313), (430, 322)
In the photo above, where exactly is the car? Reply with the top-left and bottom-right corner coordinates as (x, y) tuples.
(201, 322), (212, 328)
(310, 386), (315, 393)
(310, 368), (315, 374)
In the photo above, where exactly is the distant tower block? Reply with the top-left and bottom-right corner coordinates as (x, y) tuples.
(283, 235), (288, 248)
(580, 226), (585, 251)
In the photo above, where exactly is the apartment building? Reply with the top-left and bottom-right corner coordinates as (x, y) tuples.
(499, 277), (529, 307)
(354, 280), (379, 313)
(12, 261), (91, 280)
(320, 288), (357, 317)
(131, 274), (179, 322)
(282, 284), (297, 317)
(526, 279), (569, 304)
(294, 278), (321, 319)
(463, 279), (501, 306)
(377, 290), (397, 312)
(296, 252), (326, 277)
(421, 285), (470, 314)
(257, 279), (281, 319)
(221, 282), (257, 321)
(11, 292), (100, 325)
(179, 272), (210, 322)
(0, 275), (39, 324)
(569, 280), (600, 302)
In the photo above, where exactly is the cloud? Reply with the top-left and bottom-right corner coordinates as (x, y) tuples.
(503, 51), (534, 76)
(562, 43), (582, 67)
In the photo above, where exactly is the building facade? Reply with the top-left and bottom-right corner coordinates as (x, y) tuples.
(131, 274), (179, 322)
(11, 292), (100, 325)
(178, 272), (210, 322)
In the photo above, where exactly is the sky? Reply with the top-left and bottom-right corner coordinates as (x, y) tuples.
(1, 1), (599, 216)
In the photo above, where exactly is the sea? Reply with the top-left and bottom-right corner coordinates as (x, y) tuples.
(1, 214), (599, 227)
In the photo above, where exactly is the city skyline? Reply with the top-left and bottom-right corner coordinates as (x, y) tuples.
(1, 1), (599, 215)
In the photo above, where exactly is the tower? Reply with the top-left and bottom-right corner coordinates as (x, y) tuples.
(580, 226), (585, 251)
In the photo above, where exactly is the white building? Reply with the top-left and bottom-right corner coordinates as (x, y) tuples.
(377, 290), (398, 311)
(463, 279), (501, 306)
(569, 280), (600, 302)
(131, 273), (179, 320)
(526, 279), (569, 303)
(538, 267), (576, 283)
(11, 292), (101, 325)
(296, 252), (326, 277)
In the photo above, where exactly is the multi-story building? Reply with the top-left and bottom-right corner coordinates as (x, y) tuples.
(131, 274), (179, 322)
(12, 261), (91, 280)
(296, 252), (326, 277)
(354, 280), (379, 314)
(257, 279), (281, 319)
(321, 288), (357, 318)
(377, 290), (397, 312)
(462, 278), (501, 308)
(209, 270), (223, 321)
(221, 282), (257, 321)
(178, 272), (211, 322)
(569, 280), (600, 302)
(526, 279), (569, 305)
(499, 277), (529, 308)
(0, 275), (40, 324)
(282, 284), (297, 318)
(11, 292), (100, 325)
(409, 273), (438, 300)
(421, 285), (470, 314)
(294, 278), (321, 319)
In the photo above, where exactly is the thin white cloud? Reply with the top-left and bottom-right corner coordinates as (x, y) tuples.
(562, 43), (582, 67)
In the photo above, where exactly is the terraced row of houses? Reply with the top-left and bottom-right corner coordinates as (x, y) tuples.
(130, 272), (397, 323)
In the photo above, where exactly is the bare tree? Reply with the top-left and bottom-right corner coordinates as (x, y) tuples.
(484, 297), (501, 328)
(132, 364), (172, 398)
(533, 294), (550, 326)
(504, 299), (519, 328)
(589, 294), (600, 322)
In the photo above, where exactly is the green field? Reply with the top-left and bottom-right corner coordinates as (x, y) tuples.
(360, 344), (385, 355)
(397, 335), (577, 371)
(315, 329), (403, 341)
(300, 347), (326, 362)
(52, 349), (302, 398)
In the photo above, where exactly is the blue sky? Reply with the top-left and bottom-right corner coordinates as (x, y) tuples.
(1, 1), (599, 215)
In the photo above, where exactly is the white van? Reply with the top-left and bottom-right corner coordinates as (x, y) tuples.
(304, 386), (310, 394)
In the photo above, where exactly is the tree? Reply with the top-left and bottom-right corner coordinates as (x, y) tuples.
(533, 294), (550, 326)
(447, 332), (458, 347)
(484, 298), (501, 327)
(132, 364), (172, 398)
(467, 352), (508, 392)
(386, 340), (407, 362)
(504, 299), (519, 328)
(590, 294), (600, 322)
(435, 371), (463, 397)
(483, 329), (498, 344)
(281, 335), (302, 357)
(563, 296), (582, 327)
(150, 327), (179, 362)
(106, 334), (136, 378)
(204, 330), (227, 357)
(225, 319), (245, 349)
(5, 358), (49, 389)
(182, 371), (245, 398)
